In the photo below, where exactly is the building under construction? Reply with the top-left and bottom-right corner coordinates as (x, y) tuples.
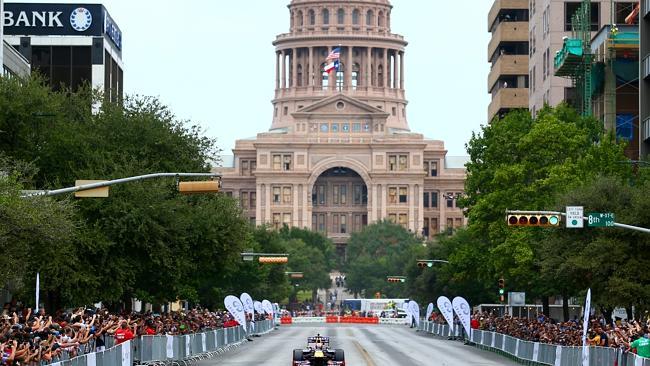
(554, 0), (641, 159)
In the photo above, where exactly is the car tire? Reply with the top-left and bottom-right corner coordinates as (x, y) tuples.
(334, 349), (345, 361)
(293, 349), (304, 361)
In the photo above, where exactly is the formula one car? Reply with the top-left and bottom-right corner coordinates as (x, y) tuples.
(292, 334), (345, 366)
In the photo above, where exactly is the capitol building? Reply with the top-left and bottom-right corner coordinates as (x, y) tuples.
(216, 0), (466, 255)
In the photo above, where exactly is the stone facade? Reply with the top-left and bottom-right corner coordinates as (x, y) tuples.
(215, 0), (466, 253)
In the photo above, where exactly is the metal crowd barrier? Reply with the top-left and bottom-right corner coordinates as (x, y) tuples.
(48, 320), (274, 366)
(418, 321), (650, 366)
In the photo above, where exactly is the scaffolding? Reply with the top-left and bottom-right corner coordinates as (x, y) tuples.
(554, 0), (593, 116)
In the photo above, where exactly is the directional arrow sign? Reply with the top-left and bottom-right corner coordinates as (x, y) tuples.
(566, 206), (584, 228)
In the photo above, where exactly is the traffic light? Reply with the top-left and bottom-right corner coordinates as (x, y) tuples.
(498, 278), (505, 302)
(258, 256), (288, 264)
(178, 180), (221, 194)
(417, 261), (433, 268)
(506, 214), (560, 227)
(387, 277), (406, 283)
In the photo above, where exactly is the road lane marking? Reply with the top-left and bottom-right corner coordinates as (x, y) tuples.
(353, 340), (377, 366)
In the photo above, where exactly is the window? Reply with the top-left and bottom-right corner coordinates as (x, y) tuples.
(241, 160), (249, 176)
(273, 213), (282, 230)
(424, 160), (438, 176)
(333, 185), (339, 204)
(392, 107), (396, 116)
(273, 187), (281, 204)
(446, 192), (454, 208)
(341, 214), (347, 233)
(399, 187), (407, 203)
(423, 191), (438, 208)
(250, 192), (256, 209)
(564, 2), (599, 32)
(309, 9), (315, 25)
(431, 191), (438, 208)
(283, 106), (288, 115)
(546, 48), (550, 78)
(388, 154), (408, 171)
(378, 65), (384, 87)
(398, 213), (407, 228)
(333, 214), (339, 233)
(398, 155), (408, 170)
(318, 185), (326, 205)
(272, 154), (282, 170)
(388, 187), (397, 204)
(430, 218), (438, 235)
(616, 2), (638, 25)
(319, 214), (326, 233)
(366, 10), (374, 26)
(352, 9), (360, 25)
(250, 160), (256, 173)
(340, 185), (347, 204)
(446, 218), (454, 233)
(337, 8), (345, 24)
(283, 213), (292, 226)
(322, 9), (329, 25)
(423, 218), (430, 237)
(283, 154), (292, 170)
(423, 192), (430, 208)
(542, 49), (547, 80)
(241, 192), (249, 209)
(388, 213), (397, 223)
(297, 65), (303, 86)
(283, 186), (292, 204)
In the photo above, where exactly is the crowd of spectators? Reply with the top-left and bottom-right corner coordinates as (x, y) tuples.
(428, 310), (650, 356)
(0, 303), (263, 365)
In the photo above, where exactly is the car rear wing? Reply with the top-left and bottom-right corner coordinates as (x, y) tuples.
(307, 336), (330, 345)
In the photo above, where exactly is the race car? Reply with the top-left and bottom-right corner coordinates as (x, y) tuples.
(292, 334), (345, 366)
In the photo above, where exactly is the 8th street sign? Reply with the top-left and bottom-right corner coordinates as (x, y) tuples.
(587, 213), (615, 227)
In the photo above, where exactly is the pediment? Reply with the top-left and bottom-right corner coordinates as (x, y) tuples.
(293, 94), (389, 118)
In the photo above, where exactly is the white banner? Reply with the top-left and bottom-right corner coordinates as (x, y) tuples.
(121, 341), (130, 366)
(35, 272), (40, 313)
(224, 295), (247, 326)
(291, 317), (326, 323)
(408, 301), (420, 326)
(401, 302), (411, 323)
(436, 296), (454, 329)
(262, 300), (273, 315)
(452, 296), (472, 338)
(240, 293), (255, 332)
(379, 318), (409, 325)
(581, 288), (591, 366)
(166, 335), (174, 358)
(425, 302), (434, 321)
(86, 352), (96, 366)
(254, 301), (263, 314)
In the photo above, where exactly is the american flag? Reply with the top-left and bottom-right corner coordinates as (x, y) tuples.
(326, 47), (341, 61)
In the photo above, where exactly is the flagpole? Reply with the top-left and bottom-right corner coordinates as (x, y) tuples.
(338, 43), (342, 93)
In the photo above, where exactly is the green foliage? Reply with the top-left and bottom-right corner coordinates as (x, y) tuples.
(422, 104), (635, 311)
(344, 220), (426, 299)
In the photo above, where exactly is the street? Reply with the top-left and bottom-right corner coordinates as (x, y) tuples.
(199, 324), (519, 366)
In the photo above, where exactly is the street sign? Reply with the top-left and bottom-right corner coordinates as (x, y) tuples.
(587, 212), (615, 227)
(566, 206), (584, 228)
(508, 292), (526, 306)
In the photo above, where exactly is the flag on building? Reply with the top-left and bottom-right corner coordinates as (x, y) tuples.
(326, 47), (340, 62)
(324, 59), (340, 73)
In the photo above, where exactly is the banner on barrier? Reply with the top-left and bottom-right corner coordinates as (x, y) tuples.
(425, 303), (434, 321)
(437, 296), (454, 329)
(291, 317), (326, 323)
(452, 296), (472, 338)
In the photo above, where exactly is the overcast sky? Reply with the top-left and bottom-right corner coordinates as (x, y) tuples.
(19, 0), (492, 157)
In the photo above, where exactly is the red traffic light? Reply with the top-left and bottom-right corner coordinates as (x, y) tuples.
(506, 214), (560, 227)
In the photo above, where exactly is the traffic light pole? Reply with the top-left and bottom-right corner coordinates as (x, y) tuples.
(21, 172), (222, 198)
(506, 209), (650, 234)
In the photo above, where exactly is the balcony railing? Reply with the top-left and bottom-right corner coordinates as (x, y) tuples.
(487, 21), (528, 61)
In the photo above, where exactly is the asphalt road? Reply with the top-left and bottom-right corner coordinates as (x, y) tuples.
(200, 323), (519, 365)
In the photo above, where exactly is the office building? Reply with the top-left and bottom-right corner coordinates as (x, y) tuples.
(215, 0), (467, 255)
(3, 2), (123, 100)
(488, 0), (530, 121)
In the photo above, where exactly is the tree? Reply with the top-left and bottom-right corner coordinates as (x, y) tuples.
(452, 105), (630, 308)
(344, 221), (426, 299)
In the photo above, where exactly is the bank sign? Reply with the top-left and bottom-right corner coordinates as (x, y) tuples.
(2, 3), (122, 50)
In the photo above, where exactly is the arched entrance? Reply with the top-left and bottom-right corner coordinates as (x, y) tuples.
(311, 167), (368, 258)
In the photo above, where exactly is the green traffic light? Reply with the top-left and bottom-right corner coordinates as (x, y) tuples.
(499, 289), (504, 295)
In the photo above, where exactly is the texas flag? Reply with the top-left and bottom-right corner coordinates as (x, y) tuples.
(324, 59), (340, 73)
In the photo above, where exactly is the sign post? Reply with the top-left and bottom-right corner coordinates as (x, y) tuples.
(566, 206), (584, 228)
